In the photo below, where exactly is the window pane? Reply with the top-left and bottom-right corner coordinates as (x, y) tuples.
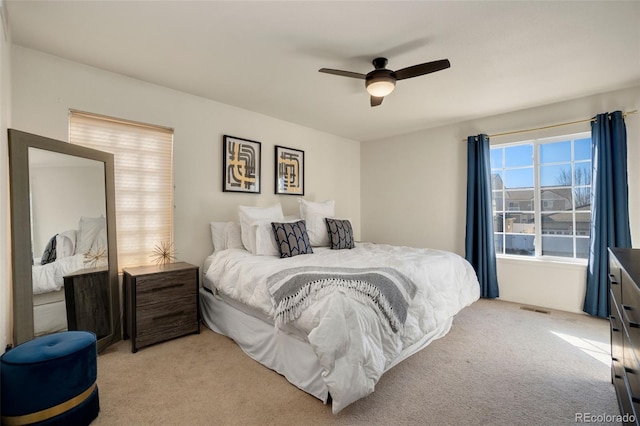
(492, 192), (504, 211)
(574, 161), (591, 186)
(542, 236), (573, 257)
(542, 212), (574, 235)
(494, 234), (504, 254)
(541, 188), (572, 211)
(574, 187), (591, 209)
(576, 237), (589, 258)
(504, 189), (533, 211)
(505, 145), (532, 167)
(540, 141), (571, 164)
(575, 138), (591, 161)
(540, 164), (572, 187)
(491, 171), (504, 190)
(505, 213), (534, 233)
(505, 234), (534, 256)
(504, 168), (533, 189)
(490, 148), (503, 169)
(575, 212), (591, 236)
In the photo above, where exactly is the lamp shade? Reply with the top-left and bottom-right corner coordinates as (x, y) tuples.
(366, 75), (396, 97)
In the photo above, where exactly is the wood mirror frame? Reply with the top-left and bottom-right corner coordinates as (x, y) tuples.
(8, 129), (120, 352)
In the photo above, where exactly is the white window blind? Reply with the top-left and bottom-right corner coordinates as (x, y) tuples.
(69, 110), (174, 269)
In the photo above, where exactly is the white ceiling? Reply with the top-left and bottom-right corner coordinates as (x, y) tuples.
(5, 1), (640, 142)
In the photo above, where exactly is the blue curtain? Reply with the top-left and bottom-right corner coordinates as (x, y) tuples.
(465, 134), (499, 298)
(584, 111), (631, 318)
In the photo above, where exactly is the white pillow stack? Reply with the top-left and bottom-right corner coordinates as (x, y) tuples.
(238, 203), (284, 255)
(209, 222), (244, 251)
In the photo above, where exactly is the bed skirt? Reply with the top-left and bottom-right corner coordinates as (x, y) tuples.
(199, 286), (454, 408)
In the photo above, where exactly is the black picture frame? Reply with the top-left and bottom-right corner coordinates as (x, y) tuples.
(222, 135), (261, 193)
(275, 145), (304, 195)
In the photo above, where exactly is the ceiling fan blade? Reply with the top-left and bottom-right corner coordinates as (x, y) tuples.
(394, 59), (451, 80)
(370, 96), (384, 107)
(319, 68), (366, 79)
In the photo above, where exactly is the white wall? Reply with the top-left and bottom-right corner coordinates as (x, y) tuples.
(1, 0), (11, 351)
(8, 46), (360, 342)
(362, 86), (640, 313)
(30, 164), (105, 256)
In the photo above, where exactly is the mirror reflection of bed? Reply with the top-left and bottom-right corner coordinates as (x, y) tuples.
(29, 148), (110, 338)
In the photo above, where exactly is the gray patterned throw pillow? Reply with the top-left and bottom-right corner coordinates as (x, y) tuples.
(324, 218), (355, 250)
(271, 220), (314, 258)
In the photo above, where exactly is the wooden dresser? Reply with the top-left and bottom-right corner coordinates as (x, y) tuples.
(123, 262), (200, 353)
(609, 248), (640, 424)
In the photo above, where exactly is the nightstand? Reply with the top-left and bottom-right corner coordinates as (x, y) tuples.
(63, 266), (111, 339)
(123, 262), (200, 353)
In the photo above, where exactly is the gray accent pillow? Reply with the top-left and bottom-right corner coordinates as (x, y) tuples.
(325, 218), (355, 250)
(271, 220), (314, 258)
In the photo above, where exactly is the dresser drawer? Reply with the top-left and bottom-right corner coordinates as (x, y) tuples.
(610, 256), (622, 309)
(612, 298), (625, 378)
(136, 296), (198, 337)
(136, 270), (197, 307)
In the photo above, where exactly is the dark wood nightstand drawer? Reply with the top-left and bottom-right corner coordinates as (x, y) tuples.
(136, 296), (197, 337)
(136, 270), (197, 306)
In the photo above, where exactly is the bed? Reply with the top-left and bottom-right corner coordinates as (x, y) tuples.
(200, 201), (480, 413)
(32, 217), (108, 336)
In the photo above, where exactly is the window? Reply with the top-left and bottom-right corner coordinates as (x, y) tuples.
(490, 133), (591, 260)
(69, 111), (174, 269)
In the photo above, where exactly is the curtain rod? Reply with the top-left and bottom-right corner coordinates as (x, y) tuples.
(465, 109), (637, 141)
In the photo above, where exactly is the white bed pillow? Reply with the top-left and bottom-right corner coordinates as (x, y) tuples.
(55, 229), (77, 259)
(210, 221), (244, 251)
(76, 216), (106, 255)
(252, 221), (280, 256)
(238, 203), (284, 254)
(298, 199), (335, 247)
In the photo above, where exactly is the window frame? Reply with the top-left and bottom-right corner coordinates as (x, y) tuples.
(490, 131), (591, 264)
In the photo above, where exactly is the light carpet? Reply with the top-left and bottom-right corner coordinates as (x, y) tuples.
(93, 299), (620, 425)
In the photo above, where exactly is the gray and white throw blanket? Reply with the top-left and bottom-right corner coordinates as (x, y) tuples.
(267, 266), (417, 333)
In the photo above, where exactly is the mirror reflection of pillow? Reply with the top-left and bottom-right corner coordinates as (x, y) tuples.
(40, 234), (58, 265)
(76, 216), (106, 255)
(55, 229), (77, 259)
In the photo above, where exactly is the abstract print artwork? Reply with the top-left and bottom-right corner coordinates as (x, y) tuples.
(275, 145), (304, 195)
(223, 135), (261, 193)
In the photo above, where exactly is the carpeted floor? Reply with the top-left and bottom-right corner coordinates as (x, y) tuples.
(93, 299), (620, 425)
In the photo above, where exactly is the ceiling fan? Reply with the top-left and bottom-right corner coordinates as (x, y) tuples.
(319, 57), (450, 107)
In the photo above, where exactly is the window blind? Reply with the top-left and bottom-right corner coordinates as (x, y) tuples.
(69, 110), (174, 269)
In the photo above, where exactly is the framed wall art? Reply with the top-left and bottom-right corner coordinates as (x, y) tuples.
(222, 135), (261, 193)
(275, 145), (304, 195)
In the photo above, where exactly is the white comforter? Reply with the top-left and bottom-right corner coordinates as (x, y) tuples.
(205, 242), (480, 413)
(31, 254), (86, 295)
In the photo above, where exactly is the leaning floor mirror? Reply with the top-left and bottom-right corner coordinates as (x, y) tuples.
(8, 129), (120, 352)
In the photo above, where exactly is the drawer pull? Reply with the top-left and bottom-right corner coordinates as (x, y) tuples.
(151, 283), (184, 292)
(615, 374), (622, 379)
(613, 356), (620, 362)
(625, 366), (636, 375)
(609, 274), (619, 285)
(153, 311), (185, 321)
(622, 305), (640, 328)
(633, 395), (640, 404)
(612, 327), (620, 332)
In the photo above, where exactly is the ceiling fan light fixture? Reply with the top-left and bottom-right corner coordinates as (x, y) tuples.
(366, 75), (396, 97)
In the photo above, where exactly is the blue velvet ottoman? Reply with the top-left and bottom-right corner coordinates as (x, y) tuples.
(1, 331), (99, 425)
